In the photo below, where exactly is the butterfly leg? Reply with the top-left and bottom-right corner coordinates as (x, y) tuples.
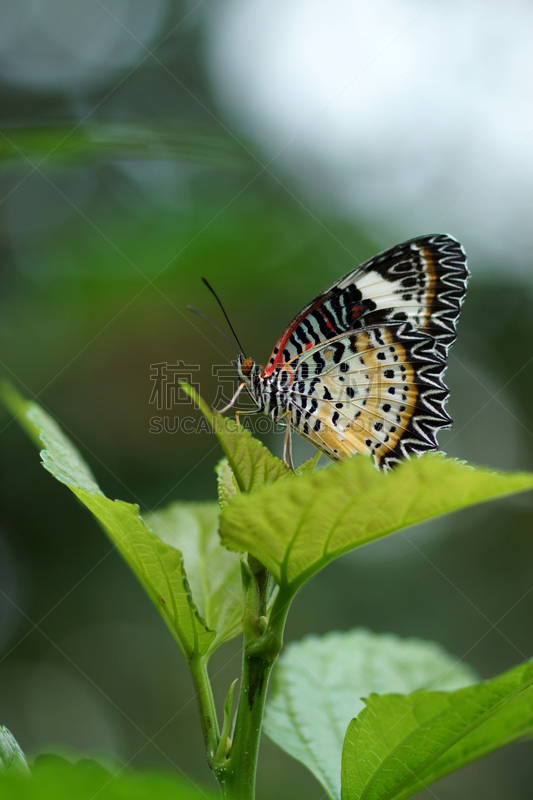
(235, 407), (262, 427)
(281, 411), (296, 473)
(216, 381), (246, 414)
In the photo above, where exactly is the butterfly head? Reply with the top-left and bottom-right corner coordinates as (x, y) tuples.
(236, 355), (264, 407)
(237, 356), (255, 378)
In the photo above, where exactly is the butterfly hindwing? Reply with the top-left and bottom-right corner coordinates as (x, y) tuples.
(283, 323), (452, 470)
(265, 233), (468, 375)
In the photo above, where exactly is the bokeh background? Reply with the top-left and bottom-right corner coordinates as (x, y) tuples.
(1, 1), (533, 797)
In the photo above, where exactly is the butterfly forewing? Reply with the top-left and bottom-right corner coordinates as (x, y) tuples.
(281, 323), (453, 470)
(264, 233), (468, 375)
(234, 233), (468, 470)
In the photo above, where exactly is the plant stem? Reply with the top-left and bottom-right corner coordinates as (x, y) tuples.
(189, 653), (220, 767)
(215, 559), (294, 799)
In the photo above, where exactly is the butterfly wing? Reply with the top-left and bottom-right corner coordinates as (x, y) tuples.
(284, 323), (451, 470)
(264, 233), (468, 376)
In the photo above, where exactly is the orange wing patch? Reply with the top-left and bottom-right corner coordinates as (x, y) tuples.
(288, 326), (437, 469)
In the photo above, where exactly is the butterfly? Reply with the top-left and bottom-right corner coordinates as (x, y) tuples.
(223, 234), (469, 471)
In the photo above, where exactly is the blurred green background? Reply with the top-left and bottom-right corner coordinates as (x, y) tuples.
(1, 1), (533, 798)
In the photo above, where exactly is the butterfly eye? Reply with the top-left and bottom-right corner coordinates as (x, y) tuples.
(241, 358), (254, 377)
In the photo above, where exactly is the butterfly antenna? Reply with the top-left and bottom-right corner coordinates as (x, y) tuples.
(187, 306), (242, 354)
(201, 277), (247, 356)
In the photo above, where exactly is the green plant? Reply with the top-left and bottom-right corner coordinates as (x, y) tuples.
(2, 380), (533, 800)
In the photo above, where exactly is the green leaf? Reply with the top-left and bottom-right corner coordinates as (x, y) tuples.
(1, 384), (216, 662)
(216, 458), (238, 508)
(180, 383), (291, 493)
(146, 502), (242, 649)
(295, 451), (321, 476)
(220, 452), (533, 592)
(184, 386), (319, 502)
(0, 123), (248, 169)
(342, 659), (533, 800)
(264, 629), (476, 800)
(0, 727), (30, 776)
(0, 755), (217, 799)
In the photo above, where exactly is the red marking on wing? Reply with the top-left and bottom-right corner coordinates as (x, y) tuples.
(265, 299), (356, 375)
(264, 295), (325, 375)
(351, 303), (365, 322)
(320, 308), (335, 331)
(264, 353), (285, 377)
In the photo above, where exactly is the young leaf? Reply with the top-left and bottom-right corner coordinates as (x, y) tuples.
(216, 458), (238, 508)
(0, 755), (218, 799)
(264, 629), (476, 800)
(295, 450), (321, 476)
(220, 452), (533, 592)
(342, 659), (533, 800)
(146, 502), (242, 649)
(1, 385), (217, 662)
(216, 449), (319, 509)
(180, 382), (290, 492)
(216, 679), (238, 762)
(0, 727), (30, 776)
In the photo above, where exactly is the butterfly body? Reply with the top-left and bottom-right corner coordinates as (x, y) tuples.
(236, 357), (289, 419)
(236, 233), (469, 471)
